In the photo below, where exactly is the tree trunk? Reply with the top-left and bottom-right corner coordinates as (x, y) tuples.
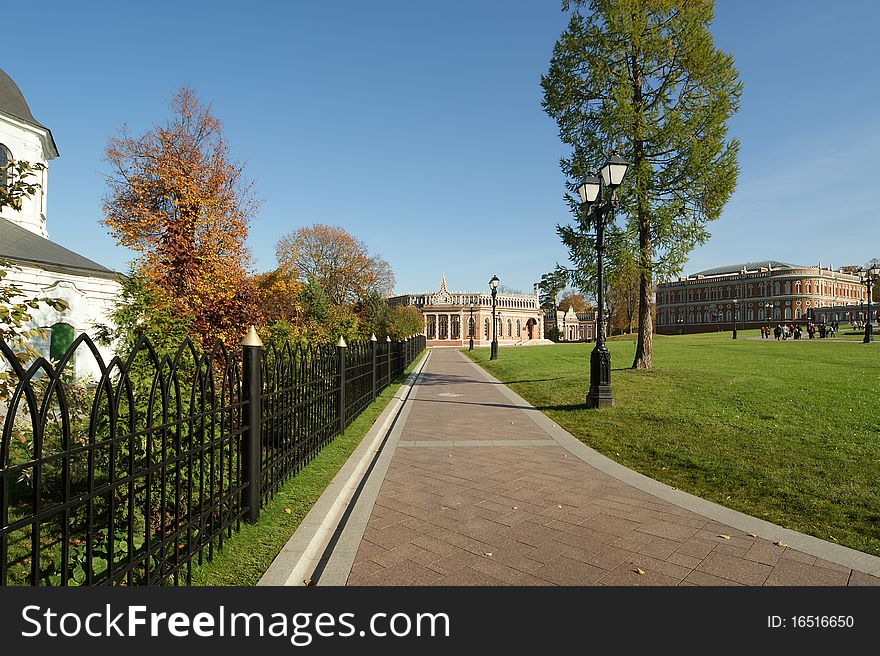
(632, 219), (653, 369)
(630, 49), (653, 370)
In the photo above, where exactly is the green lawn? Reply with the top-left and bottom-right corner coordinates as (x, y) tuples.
(465, 331), (880, 556)
(189, 357), (423, 585)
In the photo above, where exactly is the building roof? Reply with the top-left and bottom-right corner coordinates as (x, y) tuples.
(0, 68), (59, 156)
(0, 218), (119, 280)
(690, 261), (801, 278)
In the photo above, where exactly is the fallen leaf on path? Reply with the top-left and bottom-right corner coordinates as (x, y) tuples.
(774, 541), (788, 548)
(303, 578), (314, 586)
(718, 534), (731, 540)
(747, 533), (757, 538)
(557, 505), (563, 509)
(512, 506), (518, 510)
(633, 568), (646, 575)
(483, 552), (493, 557)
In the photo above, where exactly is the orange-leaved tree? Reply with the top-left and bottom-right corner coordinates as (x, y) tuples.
(102, 87), (259, 348)
(275, 224), (395, 305)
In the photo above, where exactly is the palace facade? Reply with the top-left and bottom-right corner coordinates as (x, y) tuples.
(544, 306), (596, 341)
(655, 261), (868, 335)
(387, 274), (545, 348)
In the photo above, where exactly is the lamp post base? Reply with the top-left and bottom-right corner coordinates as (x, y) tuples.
(585, 345), (614, 408)
(490, 341), (498, 360)
(864, 324), (874, 343)
(469, 337), (474, 351)
(732, 328), (737, 339)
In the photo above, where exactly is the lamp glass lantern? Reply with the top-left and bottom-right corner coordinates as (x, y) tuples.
(600, 153), (630, 188)
(489, 275), (499, 290)
(577, 176), (601, 205)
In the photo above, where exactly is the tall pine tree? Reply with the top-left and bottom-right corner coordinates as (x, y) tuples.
(542, 0), (741, 369)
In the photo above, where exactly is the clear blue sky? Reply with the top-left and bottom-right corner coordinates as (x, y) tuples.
(5, 0), (879, 296)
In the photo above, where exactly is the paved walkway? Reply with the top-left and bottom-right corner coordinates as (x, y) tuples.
(262, 348), (880, 587)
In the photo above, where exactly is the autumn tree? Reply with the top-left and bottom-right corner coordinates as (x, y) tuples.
(542, 0), (741, 369)
(102, 87), (259, 347)
(275, 224), (395, 305)
(254, 268), (302, 327)
(608, 257), (640, 333)
(558, 290), (590, 313)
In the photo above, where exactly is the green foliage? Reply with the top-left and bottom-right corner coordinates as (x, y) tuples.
(386, 305), (424, 340)
(299, 276), (331, 325)
(542, 0), (742, 366)
(0, 159), (45, 212)
(538, 267), (571, 310)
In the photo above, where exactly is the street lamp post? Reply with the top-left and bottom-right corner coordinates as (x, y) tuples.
(489, 275), (499, 359)
(764, 302), (773, 333)
(732, 298), (738, 339)
(577, 152), (630, 409)
(468, 303), (475, 351)
(859, 266), (879, 343)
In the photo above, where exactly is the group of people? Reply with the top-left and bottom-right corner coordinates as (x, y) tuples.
(760, 321), (838, 340)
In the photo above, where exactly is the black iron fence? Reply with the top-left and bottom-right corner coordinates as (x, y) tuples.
(0, 331), (425, 586)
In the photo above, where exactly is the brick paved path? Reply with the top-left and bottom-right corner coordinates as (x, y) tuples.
(344, 349), (880, 586)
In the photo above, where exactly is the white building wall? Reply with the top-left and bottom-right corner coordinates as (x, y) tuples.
(0, 113), (54, 238)
(7, 263), (121, 380)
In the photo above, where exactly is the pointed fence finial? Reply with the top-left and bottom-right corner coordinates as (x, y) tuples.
(370, 333), (377, 342)
(386, 336), (392, 342)
(241, 325), (263, 347)
(337, 336), (347, 348)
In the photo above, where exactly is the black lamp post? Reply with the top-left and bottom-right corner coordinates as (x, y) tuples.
(468, 303), (475, 351)
(732, 298), (738, 339)
(578, 152), (630, 409)
(859, 266), (879, 343)
(764, 302), (773, 332)
(489, 275), (499, 360)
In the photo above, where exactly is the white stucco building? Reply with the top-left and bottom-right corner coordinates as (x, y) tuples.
(1, 68), (121, 379)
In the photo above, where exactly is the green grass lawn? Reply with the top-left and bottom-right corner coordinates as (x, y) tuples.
(465, 330), (880, 556)
(189, 357), (423, 585)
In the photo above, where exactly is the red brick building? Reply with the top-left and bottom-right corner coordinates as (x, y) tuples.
(655, 261), (869, 334)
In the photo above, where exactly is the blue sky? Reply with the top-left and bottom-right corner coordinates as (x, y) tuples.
(4, 0), (879, 296)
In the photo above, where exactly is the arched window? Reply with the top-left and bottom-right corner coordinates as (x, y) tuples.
(484, 318), (489, 338)
(506, 319), (512, 337)
(758, 283), (765, 296)
(427, 315), (436, 339)
(784, 281), (791, 294)
(703, 312), (709, 323)
(748, 309), (754, 321)
(795, 308), (802, 319)
(784, 307), (791, 320)
(0, 144), (11, 189)
(726, 310), (731, 322)
(773, 282), (780, 295)
(795, 281), (801, 294)
(516, 319), (521, 337)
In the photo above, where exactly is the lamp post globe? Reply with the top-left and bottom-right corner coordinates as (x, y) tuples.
(581, 152), (629, 409)
(489, 275), (499, 360)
